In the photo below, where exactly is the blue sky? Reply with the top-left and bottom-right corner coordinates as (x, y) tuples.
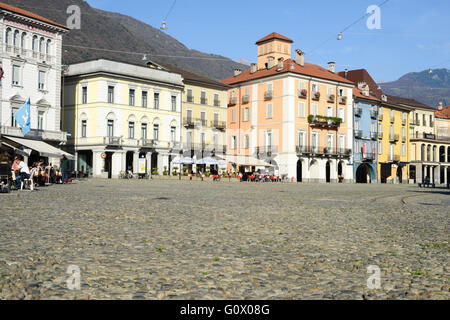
(87, 0), (450, 82)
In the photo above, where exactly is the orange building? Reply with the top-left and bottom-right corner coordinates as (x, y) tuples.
(223, 33), (355, 182)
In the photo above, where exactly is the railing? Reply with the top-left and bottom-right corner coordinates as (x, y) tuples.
(183, 117), (196, 128)
(357, 152), (375, 161)
(104, 136), (122, 146)
(0, 126), (67, 141)
(354, 129), (362, 138)
(187, 95), (194, 103)
(370, 131), (377, 140)
(228, 97), (237, 106)
(410, 133), (450, 142)
(214, 99), (220, 107)
(296, 145), (351, 157)
(354, 106), (362, 117)
(211, 120), (226, 130)
(200, 97), (208, 105)
(389, 134), (399, 142)
(264, 91), (273, 100)
(370, 110), (378, 119)
(308, 115), (342, 129)
(256, 145), (278, 157)
(242, 95), (250, 104)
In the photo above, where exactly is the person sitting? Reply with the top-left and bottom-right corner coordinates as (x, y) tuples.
(14, 156), (30, 189)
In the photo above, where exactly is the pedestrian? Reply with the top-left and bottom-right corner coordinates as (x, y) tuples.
(14, 156), (30, 189)
(60, 155), (69, 184)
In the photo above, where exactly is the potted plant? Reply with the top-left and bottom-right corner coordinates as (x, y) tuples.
(300, 89), (307, 97)
(314, 91), (320, 100)
(329, 94), (335, 101)
(152, 168), (159, 176)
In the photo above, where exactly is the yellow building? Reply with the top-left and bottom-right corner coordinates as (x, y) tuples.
(377, 94), (412, 183)
(160, 64), (229, 171)
(63, 59), (184, 178)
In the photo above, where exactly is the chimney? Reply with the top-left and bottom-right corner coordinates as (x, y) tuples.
(344, 68), (348, 79)
(250, 63), (257, 74)
(277, 58), (284, 71)
(234, 68), (242, 76)
(295, 49), (304, 67)
(267, 56), (275, 69)
(328, 62), (335, 73)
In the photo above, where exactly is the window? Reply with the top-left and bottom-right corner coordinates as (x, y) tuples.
(214, 93), (219, 106)
(265, 130), (272, 148)
(338, 135), (346, 150)
(187, 89), (193, 102)
(171, 126), (176, 142)
(389, 143), (394, 161)
(231, 109), (236, 123)
(141, 123), (147, 140)
(153, 124), (159, 140)
(108, 86), (114, 104)
(46, 40), (51, 55)
(299, 81), (305, 91)
(129, 89), (135, 106)
(171, 95), (177, 111)
(338, 107), (345, 122)
(311, 132), (319, 152)
(141, 91), (147, 108)
(243, 135), (250, 149)
(378, 141), (383, 155)
(266, 103), (273, 119)
(200, 111), (206, 126)
(245, 108), (250, 121)
(12, 65), (20, 85)
(107, 120), (114, 137)
(201, 91), (207, 104)
(82, 87), (87, 104)
(298, 131), (305, 147)
(154, 92), (159, 109)
(128, 122), (135, 139)
(355, 120), (360, 131)
(231, 136), (237, 150)
(39, 37), (44, 53)
(32, 35), (37, 51)
(13, 30), (19, 47)
(267, 83), (273, 95)
(37, 111), (44, 130)
(298, 102), (305, 117)
(11, 108), (18, 127)
(311, 104), (318, 116)
(401, 127), (406, 140)
(38, 70), (45, 90)
(21, 33), (26, 48)
(401, 144), (406, 156)
(81, 120), (87, 138)
(214, 113), (219, 126)
(326, 106), (333, 117)
(5, 28), (11, 45)
(422, 114), (426, 126)
(379, 107), (383, 116)
(187, 109), (192, 122)
(429, 115), (433, 127)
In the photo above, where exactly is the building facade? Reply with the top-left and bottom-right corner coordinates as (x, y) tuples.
(160, 64), (229, 169)
(377, 95), (411, 183)
(223, 33), (354, 182)
(63, 59), (184, 178)
(0, 3), (69, 163)
(409, 102), (450, 185)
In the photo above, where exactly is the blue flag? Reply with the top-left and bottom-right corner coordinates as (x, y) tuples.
(13, 98), (31, 136)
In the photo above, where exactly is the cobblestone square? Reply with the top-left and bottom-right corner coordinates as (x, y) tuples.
(0, 179), (449, 300)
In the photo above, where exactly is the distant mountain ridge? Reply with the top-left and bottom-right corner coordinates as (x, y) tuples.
(2, 0), (248, 80)
(379, 68), (450, 108)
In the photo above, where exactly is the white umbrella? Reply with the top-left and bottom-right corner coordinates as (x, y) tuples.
(196, 157), (225, 165)
(173, 157), (194, 165)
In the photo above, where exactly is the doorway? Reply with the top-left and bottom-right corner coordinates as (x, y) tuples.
(356, 164), (371, 183)
(105, 152), (113, 179)
(325, 161), (331, 183)
(296, 159), (302, 182)
(397, 166), (403, 183)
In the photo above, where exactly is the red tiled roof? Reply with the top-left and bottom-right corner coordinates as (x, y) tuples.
(255, 32), (293, 45)
(0, 2), (68, 30)
(222, 59), (354, 85)
(352, 87), (380, 102)
(435, 105), (450, 119)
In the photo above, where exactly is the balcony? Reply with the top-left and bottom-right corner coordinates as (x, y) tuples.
(298, 146), (351, 158)
(256, 145), (278, 157)
(338, 96), (347, 105)
(0, 126), (67, 142)
(104, 136), (122, 146)
(354, 129), (362, 138)
(296, 145), (307, 154)
(378, 132), (383, 139)
(378, 113), (384, 121)
(358, 152), (375, 161)
(211, 120), (226, 131)
(389, 134), (399, 142)
(200, 97), (208, 105)
(264, 91), (273, 100)
(242, 95), (250, 104)
(410, 133), (450, 142)
(308, 115), (342, 129)
(389, 154), (401, 162)
(410, 119), (419, 126)
(228, 97), (237, 106)
(298, 89), (307, 99)
(327, 94), (335, 103)
(187, 95), (194, 103)
(183, 117), (196, 128)
(354, 106), (362, 117)
(370, 131), (378, 140)
(370, 109), (378, 119)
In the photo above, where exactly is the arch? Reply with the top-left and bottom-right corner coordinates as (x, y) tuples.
(13, 30), (19, 47)
(421, 144), (426, 161)
(21, 32), (26, 48)
(325, 161), (331, 183)
(46, 39), (51, 55)
(79, 112), (88, 121)
(32, 35), (38, 51)
(439, 146), (445, 162)
(36, 98), (50, 107)
(5, 27), (12, 44)
(396, 166), (403, 183)
(427, 144), (431, 162)
(39, 37), (45, 53)
(140, 115), (149, 124)
(152, 117), (160, 125)
(310, 159), (319, 181)
(170, 119), (178, 127)
(338, 160), (345, 177)
(296, 159), (303, 182)
(127, 114), (136, 122)
(356, 163), (373, 183)
(432, 145), (437, 162)
(106, 112), (116, 120)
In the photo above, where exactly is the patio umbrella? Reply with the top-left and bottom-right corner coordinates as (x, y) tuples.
(195, 157), (226, 166)
(173, 157), (194, 165)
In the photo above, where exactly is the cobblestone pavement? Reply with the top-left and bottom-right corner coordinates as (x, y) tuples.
(0, 179), (449, 300)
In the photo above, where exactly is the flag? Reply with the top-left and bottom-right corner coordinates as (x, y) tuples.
(13, 98), (31, 136)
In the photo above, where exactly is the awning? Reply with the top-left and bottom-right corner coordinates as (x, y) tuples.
(3, 136), (74, 160)
(225, 155), (273, 167)
(0, 141), (30, 157)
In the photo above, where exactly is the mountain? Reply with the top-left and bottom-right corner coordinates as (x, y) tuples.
(2, 0), (248, 80)
(379, 69), (450, 108)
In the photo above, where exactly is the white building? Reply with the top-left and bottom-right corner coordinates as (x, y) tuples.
(63, 59), (184, 178)
(0, 3), (69, 164)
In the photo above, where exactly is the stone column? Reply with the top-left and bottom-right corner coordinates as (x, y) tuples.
(444, 166), (448, 185)
(111, 151), (126, 179)
(146, 152), (152, 177)
(133, 151), (139, 174)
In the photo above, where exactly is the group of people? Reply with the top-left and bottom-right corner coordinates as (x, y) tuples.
(238, 171), (283, 183)
(0, 153), (71, 190)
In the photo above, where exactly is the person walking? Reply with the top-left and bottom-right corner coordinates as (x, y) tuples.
(60, 155), (69, 184)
